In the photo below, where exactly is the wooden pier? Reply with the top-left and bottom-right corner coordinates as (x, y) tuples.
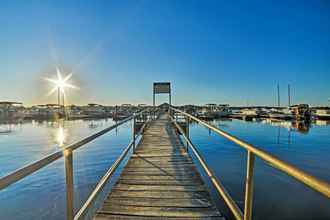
(94, 114), (224, 219)
(1, 106), (330, 220)
(1, 81), (329, 220)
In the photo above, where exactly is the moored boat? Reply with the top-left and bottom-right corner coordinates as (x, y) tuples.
(314, 108), (330, 120)
(240, 108), (262, 121)
(215, 104), (232, 118)
(290, 104), (311, 120)
(268, 108), (293, 120)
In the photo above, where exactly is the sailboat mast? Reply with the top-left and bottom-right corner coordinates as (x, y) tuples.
(288, 84), (291, 107)
(277, 84), (280, 107)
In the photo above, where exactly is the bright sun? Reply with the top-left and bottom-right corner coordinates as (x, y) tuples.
(45, 67), (79, 97)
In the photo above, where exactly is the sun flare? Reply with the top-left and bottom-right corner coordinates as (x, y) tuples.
(45, 67), (79, 97)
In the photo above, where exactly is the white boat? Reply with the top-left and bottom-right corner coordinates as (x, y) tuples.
(197, 109), (215, 120)
(240, 108), (261, 117)
(314, 109), (330, 120)
(268, 108), (293, 120)
(197, 104), (232, 119)
(240, 108), (262, 121)
(215, 105), (232, 118)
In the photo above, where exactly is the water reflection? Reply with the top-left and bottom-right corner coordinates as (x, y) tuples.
(0, 118), (115, 148)
(47, 120), (68, 147)
(88, 121), (99, 129)
(0, 117), (329, 220)
(196, 117), (323, 135)
(0, 122), (23, 134)
(0, 117), (126, 220)
(49, 119), (104, 147)
(190, 118), (330, 220)
(315, 120), (330, 126)
(293, 120), (311, 133)
(56, 125), (66, 146)
(0, 124), (13, 134)
(261, 119), (311, 134)
(202, 118), (330, 149)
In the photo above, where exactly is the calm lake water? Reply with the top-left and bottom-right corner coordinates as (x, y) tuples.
(0, 118), (329, 220)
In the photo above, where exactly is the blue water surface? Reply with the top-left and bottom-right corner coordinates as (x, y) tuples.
(0, 118), (329, 220)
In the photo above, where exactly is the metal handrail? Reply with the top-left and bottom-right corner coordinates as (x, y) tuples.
(0, 108), (157, 220)
(0, 110), (148, 190)
(170, 117), (244, 220)
(170, 107), (330, 220)
(74, 140), (134, 220)
(74, 117), (150, 220)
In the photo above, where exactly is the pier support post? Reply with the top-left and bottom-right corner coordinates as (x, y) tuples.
(244, 151), (255, 220)
(64, 150), (74, 220)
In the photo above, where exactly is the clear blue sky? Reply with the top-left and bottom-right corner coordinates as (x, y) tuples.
(1, 0), (329, 106)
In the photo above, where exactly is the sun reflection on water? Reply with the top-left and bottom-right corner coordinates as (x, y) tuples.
(56, 125), (67, 147)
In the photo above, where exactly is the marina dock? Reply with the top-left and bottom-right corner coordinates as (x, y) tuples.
(94, 114), (223, 219)
(1, 106), (329, 220)
(2, 2), (330, 218)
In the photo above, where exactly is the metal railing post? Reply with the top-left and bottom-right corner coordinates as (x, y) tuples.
(186, 116), (189, 151)
(244, 151), (255, 220)
(132, 114), (136, 152)
(64, 150), (74, 220)
(171, 116), (243, 220)
(154, 106), (156, 119)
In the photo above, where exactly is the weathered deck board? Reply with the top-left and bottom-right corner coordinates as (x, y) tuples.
(94, 114), (223, 220)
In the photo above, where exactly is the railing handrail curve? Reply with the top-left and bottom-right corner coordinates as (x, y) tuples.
(170, 107), (330, 198)
(0, 109), (150, 191)
(74, 115), (152, 220)
(170, 116), (244, 220)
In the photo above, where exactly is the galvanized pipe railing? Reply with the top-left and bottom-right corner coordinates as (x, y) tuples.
(170, 116), (244, 220)
(0, 108), (156, 220)
(74, 114), (152, 220)
(74, 139), (135, 220)
(170, 107), (330, 220)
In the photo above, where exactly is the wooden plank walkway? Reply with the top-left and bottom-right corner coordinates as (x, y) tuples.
(94, 114), (224, 219)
